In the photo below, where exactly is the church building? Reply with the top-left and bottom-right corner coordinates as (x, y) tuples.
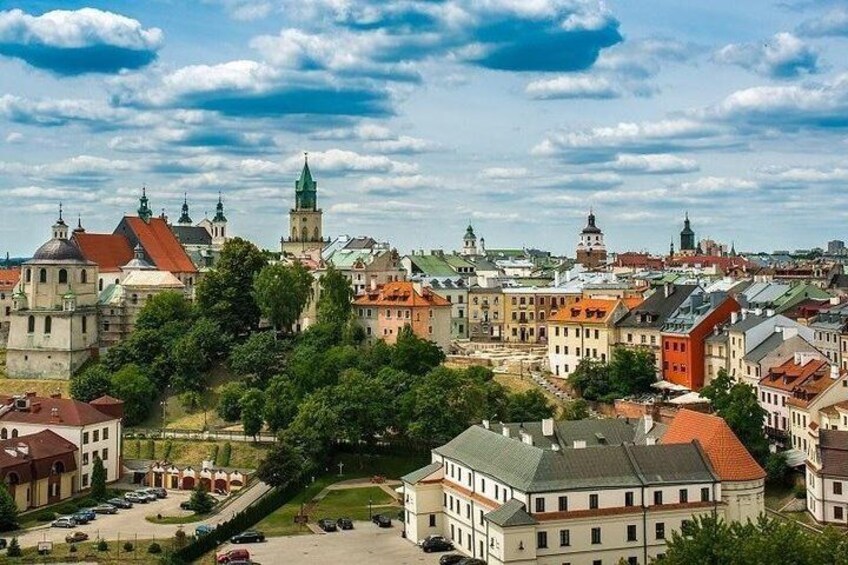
(679, 213), (697, 256)
(575, 210), (607, 268)
(282, 155), (326, 255)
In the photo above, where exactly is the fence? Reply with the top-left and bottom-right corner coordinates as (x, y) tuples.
(124, 428), (278, 443)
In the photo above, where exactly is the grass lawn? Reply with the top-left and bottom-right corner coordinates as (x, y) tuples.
(122, 439), (271, 469)
(256, 452), (428, 537)
(0, 377), (69, 398)
(312, 486), (396, 522)
(145, 513), (205, 525)
(0, 539), (174, 564)
(765, 482), (796, 510)
(495, 373), (564, 416)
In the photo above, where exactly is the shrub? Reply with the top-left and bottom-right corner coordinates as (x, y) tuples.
(57, 503), (77, 514)
(219, 442), (232, 466)
(123, 541), (134, 552)
(77, 497), (96, 508)
(142, 439), (155, 459)
(7, 537), (21, 557)
(69, 544), (77, 553)
(794, 483), (807, 499)
(163, 440), (174, 461)
(97, 539), (108, 552)
(209, 444), (220, 463)
(174, 528), (188, 549)
(36, 511), (56, 522)
(148, 542), (162, 554)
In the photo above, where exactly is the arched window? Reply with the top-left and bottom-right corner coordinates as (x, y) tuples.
(39, 268), (47, 283)
(99, 279), (103, 291)
(11, 429), (17, 438)
(0, 429), (6, 440)
(103, 320), (110, 332)
(51, 461), (65, 475)
(5, 471), (19, 485)
(81, 316), (87, 334)
(27, 316), (35, 333)
(292, 227), (298, 241)
(313, 227), (320, 240)
(58, 269), (68, 284)
(25, 269), (31, 283)
(44, 316), (52, 334)
(301, 227), (308, 241)
(81, 270), (87, 284)
(131, 294), (138, 305)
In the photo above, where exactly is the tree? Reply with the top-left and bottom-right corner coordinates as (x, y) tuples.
(568, 358), (609, 401)
(391, 325), (445, 375)
(263, 376), (299, 433)
(317, 265), (354, 328)
(701, 369), (769, 460)
(228, 331), (285, 387)
(331, 369), (391, 444)
(765, 451), (790, 485)
(170, 318), (229, 394)
(90, 455), (107, 501)
(253, 262), (314, 334)
(6, 537), (20, 557)
(135, 291), (194, 331)
(109, 364), (156, 426)
(562, 398), (590, 420)
(216, 382), (245, 422)
(188, 484), (214, 514)
(70, 364), (111, 402)
(196, 237), (267, 336)
(0, 484), (19, 532)
(282, 389), (340, 468)
(506, 389), (554, 421)
(240, 388), (265, 440)
(608, 346), (656, 396)
(255, 440), (305, 489)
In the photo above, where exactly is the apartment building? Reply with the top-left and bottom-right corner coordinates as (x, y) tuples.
(758, 355), (829, 446)
(468, 285), (504, 341)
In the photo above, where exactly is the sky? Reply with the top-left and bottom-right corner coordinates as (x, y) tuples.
(2, 1), (848, 257)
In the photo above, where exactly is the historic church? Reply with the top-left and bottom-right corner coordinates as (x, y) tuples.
(281, 155), (326, 256)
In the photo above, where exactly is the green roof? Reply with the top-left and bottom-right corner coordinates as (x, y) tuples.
(444, 255), (474, 269)
(408, 254), (458, 277)
(402, 462), (442, 485)
(327, 249), (374, 269)
(485, 499), (536, 527)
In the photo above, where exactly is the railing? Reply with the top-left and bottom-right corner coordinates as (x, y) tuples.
(124, 428), (278, 443)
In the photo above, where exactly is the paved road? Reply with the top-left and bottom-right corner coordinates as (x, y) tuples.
(216, 521), (447, 565)
(14, 481), (272, 548)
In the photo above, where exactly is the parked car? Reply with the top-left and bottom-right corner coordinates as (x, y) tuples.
(108, 497), (132, 509)
(149, 487), (168, 498)
(124, 492), (146, 504)
(457, 559), (487, 565)
(65, 531), (89, 544)
(317, 518), (337, 532)
(195, 524), (214, 537)
(374, 514), (392, 528)
(230, 530), (265, 544)
(51, 517), (76, 528)
(422, 535), (454, 553)
(93, 504), (118, 515)
(216, 548), (250, 564)
(71, 511), (92, 524)
(439, 556), (466, 565)
(135, 489), (158, 502)
(336, 517), (353, 530)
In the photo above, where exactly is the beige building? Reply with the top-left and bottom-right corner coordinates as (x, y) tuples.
(468, 286), (504, 341)
(788, 367), (848, 464)
(503, 288), (576, 344)
(0, 267), (20, 346)
(0, 430), (78, 511)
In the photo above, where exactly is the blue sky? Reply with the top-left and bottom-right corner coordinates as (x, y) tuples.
(2, 1), (848, 256)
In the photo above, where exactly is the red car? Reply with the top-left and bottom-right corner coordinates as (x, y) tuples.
(217, 548), (250, 564)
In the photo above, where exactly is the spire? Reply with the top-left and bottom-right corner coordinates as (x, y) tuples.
(730, 241), (737, 257)
(295, 153), (317, 211)
(73, 214), (85, 234)
(669, 238), (675, 256)
(178, 193), (192, 224)
(138, 187), (152, 222)
(52, 202), (68, 240)
(213, 191), (227, 222)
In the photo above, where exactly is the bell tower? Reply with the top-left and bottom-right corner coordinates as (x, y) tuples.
(282, 153), (324, 255)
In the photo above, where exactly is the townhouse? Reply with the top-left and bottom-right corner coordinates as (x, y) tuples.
(0, 430), (78, 511)
(806, 429), (848, 525)
(758, 355), (829, 446)
(810, 301), (848, 367)
(468, 285), (505, 341)
(787, 366), (848, 463)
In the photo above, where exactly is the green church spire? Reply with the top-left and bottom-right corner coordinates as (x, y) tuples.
(214, 192), (227, 222)
(295, 153), (317, 211)
(138, 187), (152, 222)
(178, 193), (192, 224)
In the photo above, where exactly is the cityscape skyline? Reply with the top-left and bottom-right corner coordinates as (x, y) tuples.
(3, 1), (848, 255)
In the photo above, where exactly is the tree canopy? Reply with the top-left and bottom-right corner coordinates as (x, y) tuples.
(317, 265), (355, 329)
(700, 369), (769, 460)
(569, 346), (656, 402)
(253, 262), (314, 334)
(109, 364), (156, 426)
(135, 291), (194, 331)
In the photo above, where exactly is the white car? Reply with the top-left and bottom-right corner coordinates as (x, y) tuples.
(51, 517), (76, 528)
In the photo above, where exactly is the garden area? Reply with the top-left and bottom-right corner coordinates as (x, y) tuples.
(0, 538), (173, 564)
(122, 438), (271, 469)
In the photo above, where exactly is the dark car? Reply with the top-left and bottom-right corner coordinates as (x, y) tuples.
(71, 511), (92, 524)
(108, 497), (132, 509)
(317, 518), (337, 532)
(230, 530), (265, 544)
(375, 514), (392, 528)
(93, 504), (118, 515)
(439, 556), (466, 565)
(65, 531), (89, 544)
(150, 487), (168, 498)
(336, 517), (353, 530)
(422, 535), (454, 553)
(0, 538), (7, 550)
(458, 559), (487, 565)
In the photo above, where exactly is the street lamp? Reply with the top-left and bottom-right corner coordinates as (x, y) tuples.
(369, 498), (373, 520)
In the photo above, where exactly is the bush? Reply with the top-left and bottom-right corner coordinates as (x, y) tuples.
(219, 442), (232, 466)
(7, 537), (21, 557)
(69, 544), (78, 553)
(209, 444), (220, 464)
(123, 541), (134, 552)
(77, 497), (97, 508)
(794, 483), (807, 499)
(143, 439), (155, 459)
(36, 511), (56, 522)
(57, 503), (77, 514)
(148, 542), (162, 554)
(97, 539), (108, 552)
(163, 440), (174, 461)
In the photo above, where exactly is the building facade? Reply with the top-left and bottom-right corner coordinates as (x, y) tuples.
(575, 211), (607, 269)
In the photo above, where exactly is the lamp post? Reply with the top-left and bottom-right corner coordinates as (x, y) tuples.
(337, 462), (344, 477)
(369, 498), (373, 520)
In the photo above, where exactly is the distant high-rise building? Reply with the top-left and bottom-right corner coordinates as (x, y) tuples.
(828, 240), (846, 256)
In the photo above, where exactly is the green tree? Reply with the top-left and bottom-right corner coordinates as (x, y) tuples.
(701, 369), (769, 460)
(263, 376), (299, 433)
(6, 537), (20, 557)
(391, 325), (445, 375)
(562, 398), (590, 420)
(228, 331), (285, 387)
(216, 382), (245, 422)
(170, 318), (229, 394)
(90, 456), (107, 501)
(70, 364), (111, 402)
(332, 369), (391, 444)
(135, 291), (194, 331)
(109, 364), (156, 426)
(255, 439), (305, 489)
(188, 485), (214, 514)
(282, 389), (340, 469)
(253, 262), (314, 335)
(240, 388), (265, 440)
(506, 389), (554, 421)
(764, 451), (790, 485)
(317, 265), (354, 328)
(608, 346), (656, 396)
(0, 484), (19, 532)
(196, 237), (267, 336)
(568, 358), (610, 401)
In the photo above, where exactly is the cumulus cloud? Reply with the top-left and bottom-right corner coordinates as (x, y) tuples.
(605, 154), (699, 174)
(282, 149), (418, 175)
(526, 75), (620, 99)
(0, 8), (162, 75)
(479, 167), (530, 180)
(797, 8), (848, 37)
(5, 132), (22, 143)
(713, 32), (819, 79)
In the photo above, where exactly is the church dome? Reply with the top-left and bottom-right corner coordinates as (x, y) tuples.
(30, 238), (87, 264)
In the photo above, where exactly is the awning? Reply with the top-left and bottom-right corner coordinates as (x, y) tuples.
(667, 392), (708, 405)
(784, 449), (807, 467)
(651, 380), (690, 392)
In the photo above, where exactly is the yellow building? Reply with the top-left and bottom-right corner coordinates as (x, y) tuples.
(0, 430), (78, 511)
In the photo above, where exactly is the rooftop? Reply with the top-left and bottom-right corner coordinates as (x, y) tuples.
(72, 232), (134, 273)
(354, 281), (451, 308)
(0, 393), (119, 427)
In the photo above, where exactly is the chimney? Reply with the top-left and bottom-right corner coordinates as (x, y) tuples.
(754, 308), (763, 316)
(831, 296), (841, 305)
(50, 407), (60, 423)
(502, 425), (510, 438)
(542, 418), (554, 437)
(713, 324), (719, 336)
(766, 309), (775, 317)
(644, 414), (654, 435)
(482, 419), (490, 430)
(794, 352), (801, 365)
(16, 443), (29, 457)
(573, 440), (587, 449)
(520, 431), (534, 446)
(731, 312), (739, 325)
(831, 366), (840, 380)
(645, 437), (657, 446)
(550, 443), (560, 451)
(554, 271), (561, 287)
(741, 310), (748, 321)
(664, 282), (673, 298)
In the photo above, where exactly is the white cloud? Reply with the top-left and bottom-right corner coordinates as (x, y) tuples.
(606, 154), (699, 174)
(526, 75), (620, 99)
(479, 167), (529, 180)
(5, 132), (22, 143)
(677, 176), (758, 194)
(363, 136), (440, 154)
(797, 8), (848, 38)
(282, 149), (418, 175)
(713, 32), (819, 78)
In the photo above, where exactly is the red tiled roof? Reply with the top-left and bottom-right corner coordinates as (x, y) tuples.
(0, 267), (20, 290)
(121, 217), (197, 274)
(73, 233), (134, 273)
(354, 281), (450, 307)
(90, 395), (124, 406)
(661, 409), (766, 481)
(0, 430), (78, 481)
(0, 429), (77, 460)
(759, 358), (829, 392)
(548, 298), (636, 324)
(0, 394), (118, 426)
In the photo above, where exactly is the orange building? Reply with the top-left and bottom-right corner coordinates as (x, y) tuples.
(661, 292), (740, 390)
(354, 281), (452, 351)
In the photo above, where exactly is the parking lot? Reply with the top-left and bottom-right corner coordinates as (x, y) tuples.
(219, 521), (450, 565)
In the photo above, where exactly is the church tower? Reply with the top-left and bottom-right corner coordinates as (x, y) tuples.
(462, 224), (478, 256)
(679, 213), (696, 256)
(575, 209), (607, 268)
(178, 194), (192, 225)
(282, 154), (324, 255)
(138, 187), (152, 222)
(211, 192), (228, 247)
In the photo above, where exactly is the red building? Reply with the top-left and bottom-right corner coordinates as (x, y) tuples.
(661, 293), (740, 390)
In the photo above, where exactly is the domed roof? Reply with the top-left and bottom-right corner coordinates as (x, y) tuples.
(30, 238), (87, 264)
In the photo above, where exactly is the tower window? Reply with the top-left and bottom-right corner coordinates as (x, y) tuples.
(39, 269), (47, 283)
(44, 316), (52, 335)
(25, 269), (31, 283)
(27, 315), (35, 333)
(81, 270), (87, 284)
(58, 269), (68, 284)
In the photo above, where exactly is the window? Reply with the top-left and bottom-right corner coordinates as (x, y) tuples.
(58, 269), (68, 284)
(593, 561), (602, 565)
(481, 478), (486, 491)
(81, 316), (87, 334)
(589, 494), (599, 509)
(559, 529), (570, 546)
(25, 269), (31, 283)
(558, 495), (568, 512)
(628, 558), (638, 565)
(44, 316), (51, 334)
(27, 315), (35, 333)
(495, 485), (499, 499)
(701, 488), (710, 502)
(81, 270), (87, 283)
(654, 491), (663, 505)
(591, 527), (601, 544)
(39, 268), (47, 283)
(83, 432), (89, 444)
(103, 320), (110, 332)
(679, 489), (688, 503)
(535, 498), (545, 513)
(835, 482), (843, 495)
(656, 522), (665, 540)
(537, 531), (548, 549)
(93, 430), (99, 442)
(103, 427), (109, 440)
(83, 452), (89, 465)
(82, 474), (89, 487)
(625, 492), (634, 507)
(835, 507), (844, 521)
(429, 514), (436, 527)
(627, 524), (637, 542)
(102, 448), (108, 461)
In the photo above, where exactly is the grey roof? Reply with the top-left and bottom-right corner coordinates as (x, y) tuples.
(554, 419), (636, 448)
(743, 332), (785, 363)
(485, 499), (537, 527)
(402, 462), (442, 485)
(171, 225), (212, 246)
(627, 444), (717, 484)
(617, 284), (699, 329)
(706, 332), (728, 344)
(28, 238), (89, 264)
(632, 418), (668, 445)
(726, 313), (769, 333)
